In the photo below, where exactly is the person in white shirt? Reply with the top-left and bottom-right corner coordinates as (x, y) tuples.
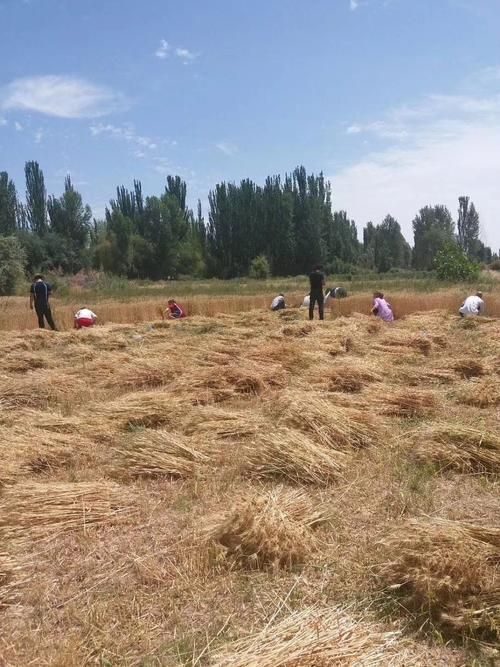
(74, 307), (97, 329)
(271, 294), (286, 311)
(459, 292), (484, 318)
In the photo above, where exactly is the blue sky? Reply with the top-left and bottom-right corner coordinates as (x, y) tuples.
(1, 0), (499, 249)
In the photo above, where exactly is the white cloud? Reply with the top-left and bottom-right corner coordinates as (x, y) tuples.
(334, 79), (500, 249)
(346, 124), (362, 134)
(0, 75), (126, 119)
(155, 39), (170, 59)
(14, 121), (23, 131)
(216, 142), (238, 156)
(34, 128), (44, 144)
(350, 0), (359, 9)
(0, 117), (7, 126)
(175, 47), (199, 64)
(90, 123), (157, 152)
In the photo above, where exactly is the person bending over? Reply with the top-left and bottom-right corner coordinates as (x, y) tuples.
(74, 307), (97, 329)
(459, 291), (484, 317)
(271, 293), (286, 311)
(165, 299), (186, 319)
(371, 291), (394, 322)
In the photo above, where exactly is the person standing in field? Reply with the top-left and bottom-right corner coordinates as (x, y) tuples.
(271, 293), (286, 311)
(30, 274), (57, 330)
(74, 307), (97, 329)
(459, 291), (484, 317)
(308, 265), (325, 320)
(165, 298), (186, 319)
(371, 291), (394, 322)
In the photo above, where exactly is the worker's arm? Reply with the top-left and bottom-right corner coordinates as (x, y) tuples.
(29, 286), (34, 310)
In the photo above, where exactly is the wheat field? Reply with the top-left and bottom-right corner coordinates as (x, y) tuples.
(0, 304), (499, 665)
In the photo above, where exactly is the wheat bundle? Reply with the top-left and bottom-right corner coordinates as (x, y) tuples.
(0, 373), (86, 409)
(11, 409), (84, 434)
(412, 423), (500, 473)
(101, 361), (173, 390)
(211, 606), (402, 667)
(190, 406), (267, 442)
(281, 323), (313, 338)
(205, 487), (328, 569)
(241, 428), (346, 485)
(376, 518), (499, 636)
(375, 332), (433, 356)
(370, 387), (437, 418)
(452, 359), (484, 379)
(458, 377), (500, 408)
(2, 352), (47, 374)
(272, 390), (382, 451)
(112, 429), (209, 478)
(326, 363), (382, 393)
(0, 481), (135, 541)
(172, 363), (287, 405)
(0, 553), (22, 607)
(90, 391), (190, 430)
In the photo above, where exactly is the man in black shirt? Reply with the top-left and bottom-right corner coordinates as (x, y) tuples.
(30, 274), (57, 330)
(308, 265), (325, 320)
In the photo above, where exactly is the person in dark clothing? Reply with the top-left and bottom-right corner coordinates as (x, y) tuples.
(308, 265), (325, 320)
(30, 274), (57, 330)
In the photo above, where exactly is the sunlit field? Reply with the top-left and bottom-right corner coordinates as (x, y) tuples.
(1, 303), (499, 665)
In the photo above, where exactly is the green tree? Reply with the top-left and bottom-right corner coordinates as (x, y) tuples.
(249, 254), (271, 279)
(372, 215), (411, 272)
(25, 161), (48, 234)
(435, 242), (479, 282)
(412, 205), (454, 270)
(0, 172), (18, 235)
(0, 236), (25, 295)
(47, 175), (92, 272)
(457, 196), (480, 258)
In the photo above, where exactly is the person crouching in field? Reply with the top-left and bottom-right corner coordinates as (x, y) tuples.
(165, 299), (186, 319)
(371, 291), (394, 322)
(74, 307), (97, 329)
(459, 291), (484, 317)
(271, 293), (286, 311)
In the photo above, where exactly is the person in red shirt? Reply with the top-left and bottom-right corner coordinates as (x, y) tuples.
(165, 299), (186, 319)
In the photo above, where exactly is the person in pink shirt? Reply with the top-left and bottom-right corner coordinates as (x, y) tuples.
(371, 291), (394, 322)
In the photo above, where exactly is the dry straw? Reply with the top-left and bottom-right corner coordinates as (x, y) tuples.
(90, 391), (190, 429)
(211, 605), (402, 667)
(205, 486), (329, 569)
(458, 377), (500, 408)
(412, 423), (500, 473)
(272, 390), (382, 450)
(112, 429), (209, 478)
(377, 518), (499, 637)
(0, 481), (135, 541)
(241, 428), (347, 485)
(369, 387), (437, 418)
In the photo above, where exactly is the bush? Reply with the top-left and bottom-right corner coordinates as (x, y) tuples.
(0, 236), (26, 295)
(434, 243), (480, 282)
(249, 255), (271, 279)
(489, 259), (500, 271)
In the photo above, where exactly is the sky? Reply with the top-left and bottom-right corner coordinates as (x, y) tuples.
(0, 0), (499, 249)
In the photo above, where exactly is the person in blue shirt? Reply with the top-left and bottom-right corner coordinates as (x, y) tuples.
(29, 274), (57, 330)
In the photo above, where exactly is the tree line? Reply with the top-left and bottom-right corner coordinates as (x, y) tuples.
(0, 161), (495, 291)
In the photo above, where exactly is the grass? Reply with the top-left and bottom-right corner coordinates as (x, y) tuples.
(0, 303), (499, 665)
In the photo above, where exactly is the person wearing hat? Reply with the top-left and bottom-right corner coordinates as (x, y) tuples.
(459, 291), (485, 317)
(29, 274), (57, 330)
(271, 293), (286, 311)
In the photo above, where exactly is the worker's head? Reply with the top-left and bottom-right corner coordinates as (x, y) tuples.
(373, 291), (384, 299)
(314, 264), (323, 271)
(476, 291), (483, 298)
(33, 273), (44, 281)
(279, 293), (284, 297)
(167, 298), (175, 305)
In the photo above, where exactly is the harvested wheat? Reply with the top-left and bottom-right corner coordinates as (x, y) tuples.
(90, 391), (190, 429)
(370, 387), (437, 418)
(412, 423), (500, 473)
(112, 429), (209, 478)
(0, 481), (136, 541)
(376, 518), (499, 637)
(241, 428), (346, 485)
(272, 390), (382, 450)
(211, 605), (402, 667)
(452, 359), (484, 379)
(458, 377), (500, 408)
(326, 362), (382, 393)
(205, 487), (328, 569)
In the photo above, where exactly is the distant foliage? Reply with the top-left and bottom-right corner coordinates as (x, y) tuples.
(435, 243), (480, 282)
(249, 255), (271, 279)
(0, 236), (25, 295)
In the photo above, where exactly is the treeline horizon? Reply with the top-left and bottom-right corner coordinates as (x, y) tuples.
(0, 161), (496, 282)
